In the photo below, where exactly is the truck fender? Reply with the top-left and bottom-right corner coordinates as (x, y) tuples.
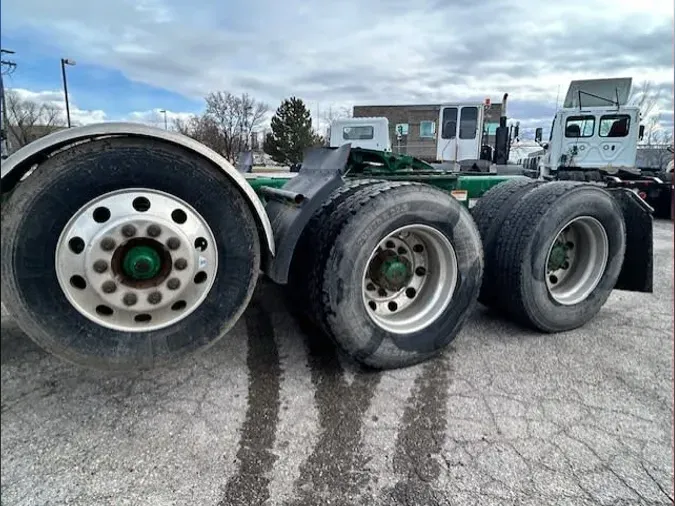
(0, 122), (275, 258)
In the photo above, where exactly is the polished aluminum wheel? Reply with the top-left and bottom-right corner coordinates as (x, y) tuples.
(545, 216), (608, 306)
(362, 224), (458, 334)
(55, 189), (218, 331)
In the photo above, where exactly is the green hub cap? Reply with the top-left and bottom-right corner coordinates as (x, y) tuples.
(547, 242), (568, 272)
(123, 245), (162, 280)
(381, 259), (409, 285)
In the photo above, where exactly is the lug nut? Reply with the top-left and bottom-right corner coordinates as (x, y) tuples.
(147, 224), (161, 237)
(122, 224), (137, 237)
(101, 237), (116, 251)
(102, 281), (117, 293)
(174, 258), (188, 270)
(167, 237), (181, 250)
(415, 266), (426, 276)
(167, 278), (181, 290)
(93, 260), (108, 273)
(147, 291), (162, 305)
(123, 293), (138, 306)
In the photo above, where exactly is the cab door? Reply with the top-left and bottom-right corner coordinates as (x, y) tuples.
(436, 105), (482, 162)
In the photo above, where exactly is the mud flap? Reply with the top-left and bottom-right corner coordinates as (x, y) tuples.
(607, 188), (653, 293)
(263, 145), (350, 284)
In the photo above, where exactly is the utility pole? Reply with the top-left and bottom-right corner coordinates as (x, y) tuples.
(159, 109), (168, 130)
(60, 58), (76, 127)
(1, 48), (16, 159)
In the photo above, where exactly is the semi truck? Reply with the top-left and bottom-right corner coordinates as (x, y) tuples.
(0, 81), (656, 373)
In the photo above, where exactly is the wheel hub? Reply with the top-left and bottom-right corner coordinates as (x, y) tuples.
(547, 241), (569, 272)
(54, 189), (218, 332)
(545, 217), (608, 305)
(123, 245), (162, 279)
(369, 250), (412, 291)
(361, 224), (458, 334)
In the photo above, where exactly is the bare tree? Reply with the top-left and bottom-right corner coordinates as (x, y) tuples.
(204, 91), (268, 162)
(321, 104), (352, 125)
(5, 90), (65, 149)
(173, 115), (229, 156)
(629, 80), (662, 120)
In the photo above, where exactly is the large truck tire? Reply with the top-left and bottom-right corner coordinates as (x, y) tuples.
(287, 178), (383, 327)
(1, 137), (261, 371)
(306, 181), (483, 369)
(492, 181), (626, 332)
(470, 177), (544, 307)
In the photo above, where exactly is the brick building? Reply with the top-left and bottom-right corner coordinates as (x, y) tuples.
(352, 103), (503, 162)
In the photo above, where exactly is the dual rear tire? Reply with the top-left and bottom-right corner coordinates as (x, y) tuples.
(289, 180), (484, 369)
(471, 180), (627, 332)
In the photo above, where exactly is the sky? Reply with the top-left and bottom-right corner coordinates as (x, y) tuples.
(1, 0), (673, 138)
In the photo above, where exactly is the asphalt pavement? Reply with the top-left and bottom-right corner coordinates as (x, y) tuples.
(1, 220), (673, 506)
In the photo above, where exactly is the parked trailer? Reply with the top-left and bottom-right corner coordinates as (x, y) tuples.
(0, 123), (653, 371)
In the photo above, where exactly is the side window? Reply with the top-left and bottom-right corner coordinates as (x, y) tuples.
(441, 107), (457, 139)
(599, 115), (630, 137)
(419, 120), (436, 138)
(565, 116), (594, 138)
(342, 126), (374, 140)
(459, 107), (478, 139)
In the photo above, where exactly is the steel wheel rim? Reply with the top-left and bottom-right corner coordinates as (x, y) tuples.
(545, 216), (608, 306)
(361, 224), (458, 334)
(55, 188), (218, 332)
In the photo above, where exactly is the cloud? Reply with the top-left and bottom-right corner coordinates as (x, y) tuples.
(7, 87), (195, 128)
(2, 0), (673, 136)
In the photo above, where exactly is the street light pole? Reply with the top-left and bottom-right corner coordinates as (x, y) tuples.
(1, 49), (16, 158)
(60, 58), (76, 127)
(159, 109), (168, 130)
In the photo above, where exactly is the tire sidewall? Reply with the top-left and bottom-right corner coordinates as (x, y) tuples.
(1, 138), (260, 370)
(521, 188), (625, 331)
(323, 190), (482, 365)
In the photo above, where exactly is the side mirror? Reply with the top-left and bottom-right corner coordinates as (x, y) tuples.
(639, 125), (645, 140)
(535, 128), (543, 143)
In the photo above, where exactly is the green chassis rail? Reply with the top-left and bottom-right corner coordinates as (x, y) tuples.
(244, 147), (521, 206)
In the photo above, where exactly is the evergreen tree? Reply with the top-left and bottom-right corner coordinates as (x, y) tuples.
(263, 97), (322, 166)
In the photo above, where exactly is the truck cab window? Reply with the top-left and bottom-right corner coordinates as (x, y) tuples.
(441, 107), (457, 139)
(599, 115), (630, 137)
(459, 107), (478, 139)
(343, 126), (374, 140)
(565, 116), (594, 138)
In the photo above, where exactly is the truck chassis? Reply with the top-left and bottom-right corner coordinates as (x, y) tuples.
(0, 123), (654, 371)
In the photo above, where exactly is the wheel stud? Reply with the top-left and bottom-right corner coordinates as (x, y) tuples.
(148, 291), (162, 305)
(397, 247), (407, 255)
(147, 224), (161, 237)
(413, 244), (424, 253)
(385, 240), (395, 249)
(101, 237), (116, 251)
(366, 283), (376, 291)
(415, 266), (426, 276)
(562, 261), (570, 269)
(565, 241), (574, 250)
(122, 224), (137, 237)
(174, 258), (188, 270)
(102, 281), (117, 293)
(123, 293), (138, 306)
(167, 278), (181, 290)
(405, 287), (416, 298)
(378, 288), (387, 297)
(93, 260), (108, 273)
(167, 237), (181, 250)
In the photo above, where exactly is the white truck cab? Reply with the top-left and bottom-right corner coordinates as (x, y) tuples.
(541, 77), (641, 176)
(329, 117), (391, 151)
(436, 102), (486, 163)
